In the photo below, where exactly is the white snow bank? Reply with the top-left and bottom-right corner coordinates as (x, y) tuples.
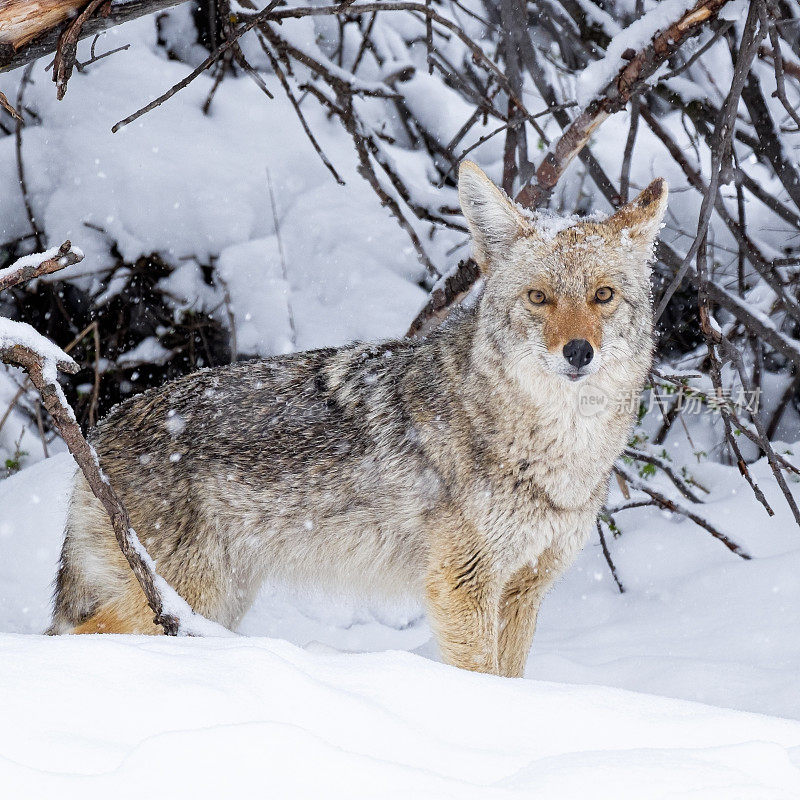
(2, 422), (800, 795)
(116, 336), (172, 367)
(1, 633), (799, 798)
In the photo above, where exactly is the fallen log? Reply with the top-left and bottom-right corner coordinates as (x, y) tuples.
(0, 0), (189, 73)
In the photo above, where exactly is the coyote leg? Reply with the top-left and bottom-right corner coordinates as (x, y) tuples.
(70, 581), (163, 635)
(498, 547), (570, 678)
(425, 552), (502, 675)
(497, 565), (549, 678)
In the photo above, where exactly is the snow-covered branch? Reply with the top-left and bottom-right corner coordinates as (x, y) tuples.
(516, 0), (735, 208)
(0, 241), (83, 293)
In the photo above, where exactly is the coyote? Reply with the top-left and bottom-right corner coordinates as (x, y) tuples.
(49, 162), (666, 677)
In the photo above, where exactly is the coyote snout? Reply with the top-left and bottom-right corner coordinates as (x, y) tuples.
(50, 161), (667, 679)
(562, 339), (594, 378)
(539, 299), (604, 381)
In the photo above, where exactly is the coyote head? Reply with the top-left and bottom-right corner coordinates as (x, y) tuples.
(458, 161), (667, 388)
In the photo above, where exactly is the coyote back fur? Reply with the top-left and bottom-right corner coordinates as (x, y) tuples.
(49, 163), (667, 677)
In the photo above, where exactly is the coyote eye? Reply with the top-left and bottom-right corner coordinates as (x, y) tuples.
(594, 286), (614, 303)
(528, 289), (547, 305)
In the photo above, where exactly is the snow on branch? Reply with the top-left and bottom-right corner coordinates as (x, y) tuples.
(0, 240), (83, 293)
(0, 317), (78, 378)
(515, 0), (735, 209)
(576, 0), (705, 106)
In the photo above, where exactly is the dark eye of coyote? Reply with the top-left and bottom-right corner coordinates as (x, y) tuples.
(528, 289), (547, 305)
(594, 286), (614, 303)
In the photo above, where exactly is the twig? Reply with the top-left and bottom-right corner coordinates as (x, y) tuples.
(255, 31), (344, 184)
(623, 447), (705, 503)
(596, 519), (625, 593)
(0, 241), (83, 292)
(33, 397), (48, 458)
(53, 0), (108, 100)
(267, 168), (297, 349)
(658, 19), (734, 83)
(62, 320), (102, 427)
(75, 34), (130, 72)
(615, 465), (752, 559)
(15, 63), (43, 252)
(351, 10), (377, 73)
(111, 0), (283, 133)
(766, 372), (800, 440)
(0, 89), (22, 121)
(619, 96), (639, 202)
(216, 272), (238, 362)
(0, 383), (26, 438)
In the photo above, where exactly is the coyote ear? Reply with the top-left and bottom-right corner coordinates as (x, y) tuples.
(458, 161), (528, 271)
(606, 178), (669, 250)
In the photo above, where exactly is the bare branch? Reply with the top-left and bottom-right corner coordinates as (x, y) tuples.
(614, 465), (752, 560)
(14, 63), (43, 252)
(52, 0), (108, 100)
(112, 0), (281, 133)
(0, 88), (21, 121)
(596, 519), (625, 593)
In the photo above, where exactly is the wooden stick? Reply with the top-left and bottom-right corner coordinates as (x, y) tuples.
(596, 520), (625, 593)
(0, 243), (180, 635)
(0, 88), (20, 120)
(0, 340), (180, 634)
(52, 0), (108, 100)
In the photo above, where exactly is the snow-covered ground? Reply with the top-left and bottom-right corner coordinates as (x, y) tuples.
(2, 441), (800, 795)
(3, 633), (800, 798)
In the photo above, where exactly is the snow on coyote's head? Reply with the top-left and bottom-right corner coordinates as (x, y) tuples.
(457, 160), (667, 389)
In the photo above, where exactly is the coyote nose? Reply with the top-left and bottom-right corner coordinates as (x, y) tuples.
(563, 339), (594, 369)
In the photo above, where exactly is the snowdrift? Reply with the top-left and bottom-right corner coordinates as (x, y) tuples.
(2, 633), (800, 798)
